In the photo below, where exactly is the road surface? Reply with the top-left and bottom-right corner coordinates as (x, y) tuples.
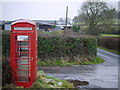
(39, 49), (119, 88)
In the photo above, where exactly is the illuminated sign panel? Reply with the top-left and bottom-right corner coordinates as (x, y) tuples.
(14, 27), (32, 30)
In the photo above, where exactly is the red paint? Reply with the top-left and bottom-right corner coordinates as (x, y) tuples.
(10, 20), (37, 88)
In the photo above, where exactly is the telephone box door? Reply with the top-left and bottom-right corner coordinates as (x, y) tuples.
(14, 34), (32, 82)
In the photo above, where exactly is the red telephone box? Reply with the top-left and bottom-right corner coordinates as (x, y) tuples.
(10, 20), (37, 88)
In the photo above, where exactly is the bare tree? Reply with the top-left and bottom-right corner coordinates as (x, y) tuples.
(73, 13), (86, 23)
(79, 0), (110, 34)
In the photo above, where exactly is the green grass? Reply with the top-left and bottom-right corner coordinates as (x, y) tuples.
(99, 34), (120, 37)
(38, 56), (105, 66)
(82, 56), (105, 65)
(32, 71), (74, 88)
(38, 59), (78, 66)
(44, 76), (74, 88)
(3, 71), (74, 88)
(98, 46), (120, 55)
(38, 30), (64, 34)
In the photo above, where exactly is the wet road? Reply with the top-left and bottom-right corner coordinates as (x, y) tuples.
(39, 49), (119, 88)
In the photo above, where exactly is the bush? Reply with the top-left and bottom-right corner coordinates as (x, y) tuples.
(38, 36), (97, 61)
(2, 31), (10, 57)
(72, 25), (80, 32)
(2, 57), (11, 86)
(2, 31), (97, 61)
(97, 37), (119, 52)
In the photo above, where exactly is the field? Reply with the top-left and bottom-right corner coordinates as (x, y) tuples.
(37, 30), (64, 35)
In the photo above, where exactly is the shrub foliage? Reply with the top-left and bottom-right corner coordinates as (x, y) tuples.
(97, 37), (119, 52)
(2, 32), (97, 60)
(38, 36), (97, 60)
(2, 31), (10, 57)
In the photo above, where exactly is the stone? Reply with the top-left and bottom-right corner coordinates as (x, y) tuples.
(57, 82), (63, 86)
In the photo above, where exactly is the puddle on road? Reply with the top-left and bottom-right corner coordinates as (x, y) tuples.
(67, 79), (89, 87)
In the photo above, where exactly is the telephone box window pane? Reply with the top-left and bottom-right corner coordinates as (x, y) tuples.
(18, 71), (29, 76)
(18, 53), (29, 56)
(14, 27), (32, 30)
(18, 53), (29, 59)
(17, 35), (29, 41)
(18, 47), (29, 52)
(18, 77), (29, 82)
(18, 58), (29, 64)
(18, 55), (29, 58)
(18, 65), (29, 70)
(18, 41), (29, 46)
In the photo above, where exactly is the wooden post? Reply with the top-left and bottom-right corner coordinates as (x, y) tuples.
(65, 6), (68, 34)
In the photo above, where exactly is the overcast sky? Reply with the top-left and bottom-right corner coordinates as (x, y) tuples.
(1, 0), (119, 21)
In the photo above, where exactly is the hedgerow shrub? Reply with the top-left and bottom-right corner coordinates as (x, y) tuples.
(72, 25), (80, 32)
(97, 37), (119, 52)
(38, 36), (97, 60)
(2, 31), (10, 57)
(2, 57), (11, 86)
(2, 31), (97, 61)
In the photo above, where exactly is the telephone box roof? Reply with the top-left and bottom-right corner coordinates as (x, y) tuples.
(11, 19), (36, 25)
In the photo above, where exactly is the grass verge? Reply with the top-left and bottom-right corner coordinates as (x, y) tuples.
(98, 46), (120, 55)
(3, 71), (74, 88)
(38, 56), (105, 66)
(82, 56), (105, 65)
(32, 71), (74, 88)
(99, 34), (120, 37)
(38, 30), (64, 34)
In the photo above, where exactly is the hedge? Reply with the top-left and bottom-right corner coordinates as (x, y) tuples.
(2, 32), (97, 60)
(2, 31), (10, 57)
(97, 37), (119, 52)
(2, 57), (11, 86)
(37, 35), (97, 60)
